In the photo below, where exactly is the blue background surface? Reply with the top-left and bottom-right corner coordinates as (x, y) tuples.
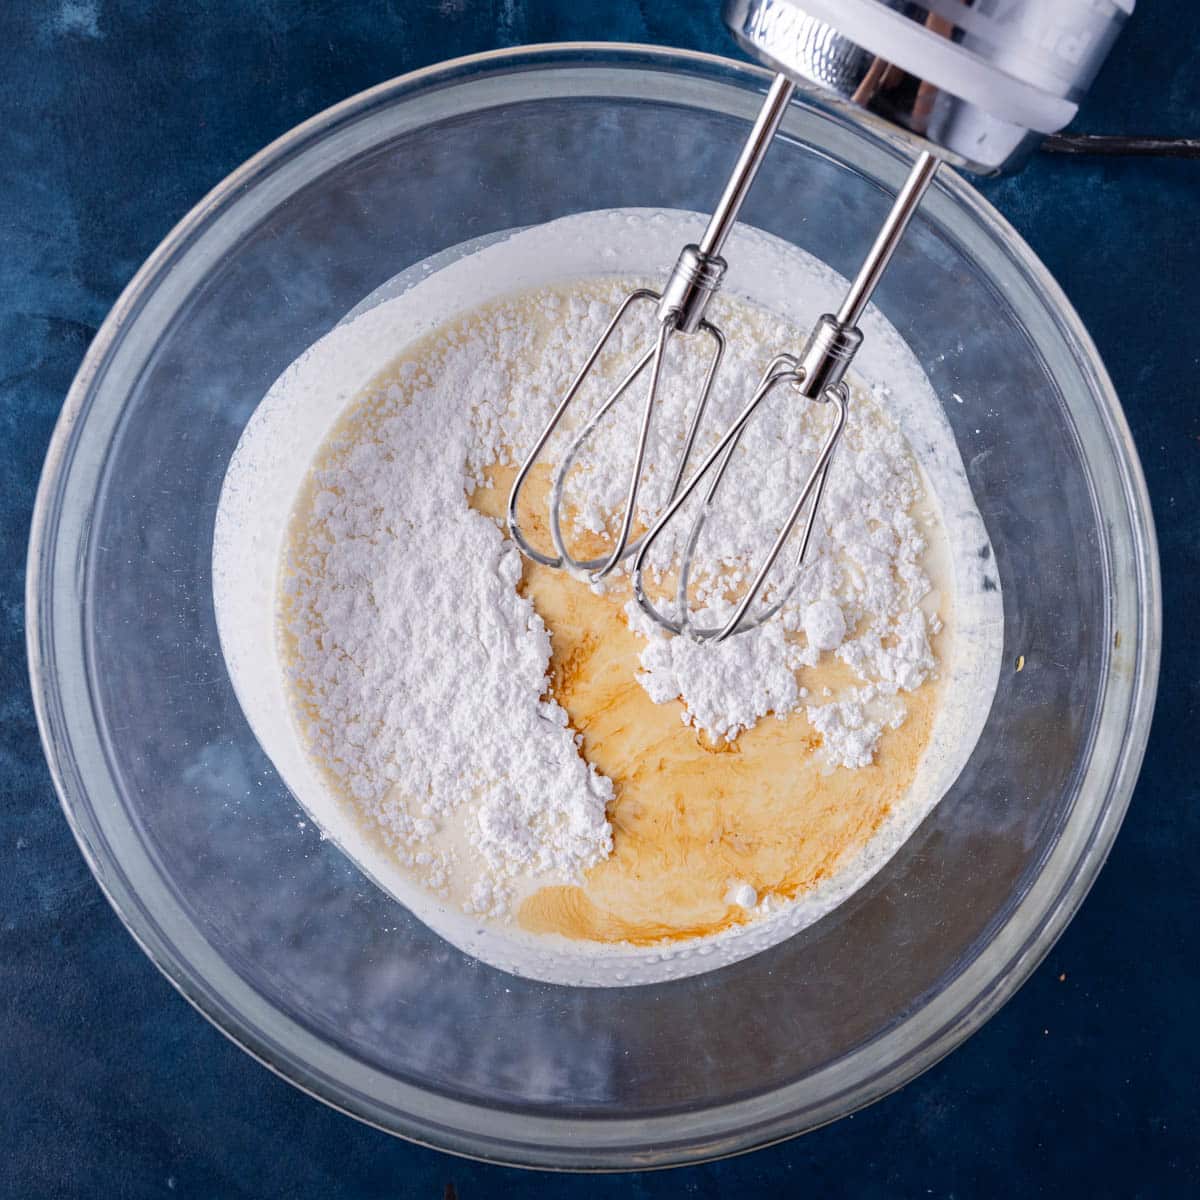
(2, 1), (1197, 1195)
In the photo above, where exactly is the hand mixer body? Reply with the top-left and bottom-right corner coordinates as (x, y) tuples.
(725, 0), (1136, 174)
(509, 0), (1135, 638)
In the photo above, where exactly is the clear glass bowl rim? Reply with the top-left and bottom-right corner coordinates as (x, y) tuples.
(25, 42), (1161, 1171)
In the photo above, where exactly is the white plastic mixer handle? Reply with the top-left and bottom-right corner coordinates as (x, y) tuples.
(724, 0), (1136, 173)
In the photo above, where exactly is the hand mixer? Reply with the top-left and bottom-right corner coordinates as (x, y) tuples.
(509, 0), (1136, 639)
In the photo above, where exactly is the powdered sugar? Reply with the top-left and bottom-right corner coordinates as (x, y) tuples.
(804, 599), (846, 652)
(448, 279), (944, 763)
(282, 304), (615, 919)
(599, 363), (942, 758)
(629, 601), (807, 742)
(281, 275), (942, 915)
(805, 698), (884, 770)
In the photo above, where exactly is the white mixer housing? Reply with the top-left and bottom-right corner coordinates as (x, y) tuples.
(725, 0), (1136, 172)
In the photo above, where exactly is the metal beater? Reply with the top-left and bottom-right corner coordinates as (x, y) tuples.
(505, 72), (798, 578)
(633, 149), (939, 640)
(510, 0), (1137, 638)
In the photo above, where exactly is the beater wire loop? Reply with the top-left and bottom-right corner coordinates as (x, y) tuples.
(632, 355), (848, 642)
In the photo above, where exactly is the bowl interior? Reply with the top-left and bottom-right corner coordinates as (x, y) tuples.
(31, 48), (1154, 1167)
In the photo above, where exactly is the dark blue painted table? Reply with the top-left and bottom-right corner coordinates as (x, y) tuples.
(3, 2), (1197, 1195)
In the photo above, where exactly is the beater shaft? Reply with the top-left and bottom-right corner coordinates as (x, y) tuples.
(837, 151), (940, 332)
(698, 75), (795, 261)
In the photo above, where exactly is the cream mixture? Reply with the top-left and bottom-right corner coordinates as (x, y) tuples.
(213, 210), (1003, 985)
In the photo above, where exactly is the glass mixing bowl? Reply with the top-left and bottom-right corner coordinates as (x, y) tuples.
(27, 45), (1159, 1168)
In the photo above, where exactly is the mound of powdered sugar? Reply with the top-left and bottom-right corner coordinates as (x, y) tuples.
(282, 298), (616, 918)
(282, 280), (942, 913)
(626, 601), (808, 742)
